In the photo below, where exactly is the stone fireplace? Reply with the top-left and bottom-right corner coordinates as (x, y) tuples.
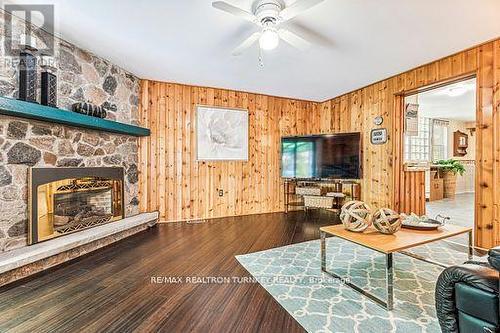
(0, 9), (141, 252)
(29, 167), (124, 244)
(0, 9), (157, 287)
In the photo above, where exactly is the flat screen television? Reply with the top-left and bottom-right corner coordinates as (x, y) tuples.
(281, 133), (361, 179)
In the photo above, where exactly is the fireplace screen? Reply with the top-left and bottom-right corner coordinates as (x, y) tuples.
(29, 167), (124, 245)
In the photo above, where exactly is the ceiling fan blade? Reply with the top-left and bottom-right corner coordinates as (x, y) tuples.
(278, 29), (310, 50)
(232, 32), (261, 56)
(280, 0), (325, 22)
(212, 1), (257, 23)
(284, 22), (335, 47)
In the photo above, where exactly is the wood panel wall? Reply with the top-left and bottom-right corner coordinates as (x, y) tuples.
(399, 171), (426, 215)
(318, 38), (500, 248)
(138, 82), (319, 222)
(138, 38), (500, 248)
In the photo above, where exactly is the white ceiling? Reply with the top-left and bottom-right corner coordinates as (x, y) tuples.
(7, 0), (500, 101)
(410, 78), (476, 122)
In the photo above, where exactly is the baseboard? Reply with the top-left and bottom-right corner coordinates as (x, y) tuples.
(157, 209), (286, 224)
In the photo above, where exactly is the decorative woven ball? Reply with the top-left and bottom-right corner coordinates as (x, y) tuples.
(372, 208), (402, 235)
(340, 201), (372, 232)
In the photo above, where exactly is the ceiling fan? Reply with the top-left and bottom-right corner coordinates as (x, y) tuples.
(212, 0), (326, 56)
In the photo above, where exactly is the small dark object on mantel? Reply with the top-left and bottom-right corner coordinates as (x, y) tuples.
(72, 102), (107, 119)
(40, 55), (57, 107)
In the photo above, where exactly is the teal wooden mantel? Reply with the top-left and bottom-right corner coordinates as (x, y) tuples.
(0, 96), (150, 137)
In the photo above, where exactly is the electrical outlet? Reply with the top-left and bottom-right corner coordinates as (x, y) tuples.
(218, 189), (224, 197)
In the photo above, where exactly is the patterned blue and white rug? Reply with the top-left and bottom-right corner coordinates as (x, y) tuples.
(236, 236), (471, 333)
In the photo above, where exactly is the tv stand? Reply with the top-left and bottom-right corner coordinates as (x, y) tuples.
(284, 179), (361, 213)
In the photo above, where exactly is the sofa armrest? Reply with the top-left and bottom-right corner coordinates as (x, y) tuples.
(436, 264), (499, 333)
(488, 246), (500, 272)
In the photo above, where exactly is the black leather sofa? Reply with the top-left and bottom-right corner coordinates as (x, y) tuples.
(436, 246), (500, 333)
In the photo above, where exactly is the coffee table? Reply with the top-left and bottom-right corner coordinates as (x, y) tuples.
(319, 224), (473, 310)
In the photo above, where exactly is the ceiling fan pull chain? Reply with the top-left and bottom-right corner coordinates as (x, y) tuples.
(259, 48), (265, 67)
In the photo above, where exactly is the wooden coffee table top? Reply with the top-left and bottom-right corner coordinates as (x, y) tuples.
(320, 224), (472, 253)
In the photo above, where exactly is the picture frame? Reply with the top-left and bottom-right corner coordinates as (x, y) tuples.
(196, 105), (249, 161)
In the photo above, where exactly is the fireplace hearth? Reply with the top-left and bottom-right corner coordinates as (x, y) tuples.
(29, 167), (124, 245)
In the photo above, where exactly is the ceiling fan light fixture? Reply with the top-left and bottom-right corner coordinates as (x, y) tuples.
(259, 28), (280, 50)
(213, 0), (326, 56)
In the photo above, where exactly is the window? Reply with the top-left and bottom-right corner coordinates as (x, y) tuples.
(404, 117), (431, 162)
(431, 119), (449, 161)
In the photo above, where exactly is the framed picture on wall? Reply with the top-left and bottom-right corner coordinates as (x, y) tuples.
(196, 105), (249, 161)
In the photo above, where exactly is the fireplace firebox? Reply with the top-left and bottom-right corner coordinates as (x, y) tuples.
(29, 167), (124, 245)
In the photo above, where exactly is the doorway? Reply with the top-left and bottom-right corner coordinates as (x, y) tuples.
(402, 78), (476, 229)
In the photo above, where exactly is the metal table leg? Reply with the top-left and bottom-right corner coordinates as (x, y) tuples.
(400, 229), (475, 267)
(320, 230), (326, 271)
(320, 233), (394, 310)
(399, 250), (449, 269)
(386, 253), (394, 310)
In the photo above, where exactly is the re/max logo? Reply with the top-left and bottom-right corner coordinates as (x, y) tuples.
(3, 4), (55, 56)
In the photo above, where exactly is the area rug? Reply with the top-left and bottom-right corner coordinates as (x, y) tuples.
(236, 236), (471, 333)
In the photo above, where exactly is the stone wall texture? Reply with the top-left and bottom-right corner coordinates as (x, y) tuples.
(0, 11), (140, 251)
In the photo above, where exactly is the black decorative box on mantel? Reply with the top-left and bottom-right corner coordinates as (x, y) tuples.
(18, 51), (37, 103)
(41, 72), (57, 107)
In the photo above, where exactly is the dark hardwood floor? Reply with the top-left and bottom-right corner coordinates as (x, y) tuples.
(0, 210), (339, 333)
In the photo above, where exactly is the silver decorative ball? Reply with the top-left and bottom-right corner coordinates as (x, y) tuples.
(340, 201), (372, 232)
(372, 208), (402, 235)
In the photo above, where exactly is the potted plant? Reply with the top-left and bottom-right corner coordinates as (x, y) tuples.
(435, 159), (466, 199)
